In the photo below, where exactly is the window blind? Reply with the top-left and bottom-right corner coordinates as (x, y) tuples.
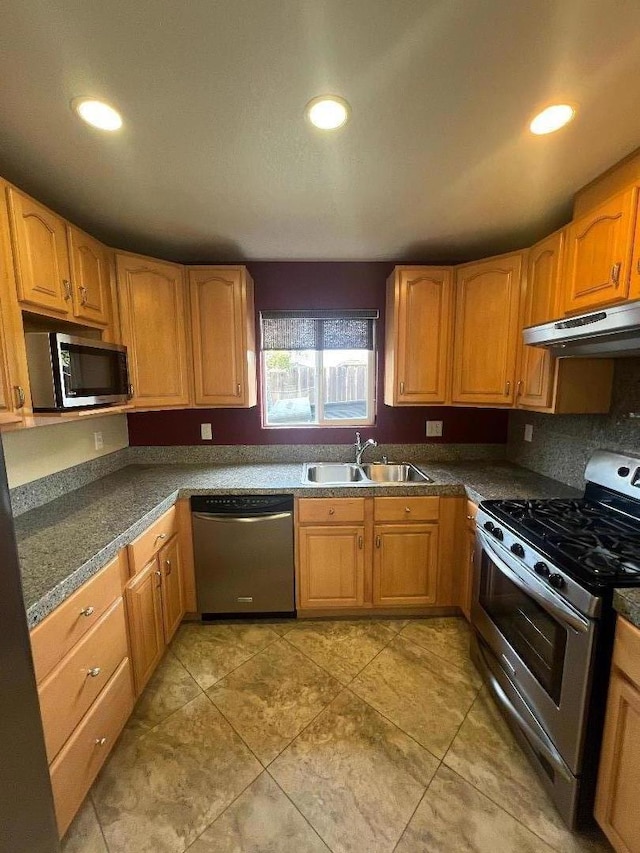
(260, 309), (378, 351)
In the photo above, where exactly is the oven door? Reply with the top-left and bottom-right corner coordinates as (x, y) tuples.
(54, 336), (130, 409)
(471, 528), (597, 774)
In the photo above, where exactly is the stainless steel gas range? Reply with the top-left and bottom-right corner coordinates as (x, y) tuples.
(471, 450), (640, 829)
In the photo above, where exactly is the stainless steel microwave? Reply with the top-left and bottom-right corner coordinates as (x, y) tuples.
(25, 333), (130, 411)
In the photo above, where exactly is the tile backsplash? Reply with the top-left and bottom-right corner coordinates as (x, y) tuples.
(507, 358), (640, 489)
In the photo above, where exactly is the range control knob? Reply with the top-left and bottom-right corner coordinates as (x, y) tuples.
(510, 543), (525, 558)
(492, 527), (504, 541)
(548, 573), (565, 589)
(483, 521), (495, 532)
(534, 561), (549, 577)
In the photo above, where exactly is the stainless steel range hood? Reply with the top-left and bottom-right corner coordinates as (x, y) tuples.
(523, 299), (640, 357)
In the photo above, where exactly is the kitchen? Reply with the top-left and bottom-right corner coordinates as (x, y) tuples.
(1, 2), (640, 852)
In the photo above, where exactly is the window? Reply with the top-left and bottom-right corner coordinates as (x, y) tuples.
(260, 310), (378, 427)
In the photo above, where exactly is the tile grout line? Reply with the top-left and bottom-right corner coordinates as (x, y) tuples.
(263, 769), (335, 852)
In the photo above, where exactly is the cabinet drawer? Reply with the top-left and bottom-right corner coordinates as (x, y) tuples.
(50, 657), (134, 838)
(30, 555), (123, 684)
(374, 496), (439, 523)
(297, 498), (366, 524)
(128, 506), (177, 573)
(613, 616), (640, 687)
(39, 598), (128, 763)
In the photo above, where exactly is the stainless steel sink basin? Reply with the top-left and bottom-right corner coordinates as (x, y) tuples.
(302, 461), (432, 485)
(303, 463), (366, 484)
(360, 462), (432, 483)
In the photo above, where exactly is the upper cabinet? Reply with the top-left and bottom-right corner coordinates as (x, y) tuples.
(563, 187), (638, 314)
(116, 254), (191, 409)
(6, 188), (72, 315)
(67, 226), (111, 326)
(452, 253), (522, 406)
(188, 266), (257, 408)
(384, 266), (453, 405)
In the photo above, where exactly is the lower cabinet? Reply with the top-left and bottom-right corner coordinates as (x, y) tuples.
(125, 531), (186, 696)
(595, 616), (640, 853)
(296, 495), (461, 612)
(460, 501), (478, 622)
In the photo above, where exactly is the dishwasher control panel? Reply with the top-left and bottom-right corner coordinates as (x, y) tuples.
(190, 494), (293, 515)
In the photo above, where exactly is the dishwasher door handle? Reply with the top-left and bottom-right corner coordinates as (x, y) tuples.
(192, 512), (292, 524)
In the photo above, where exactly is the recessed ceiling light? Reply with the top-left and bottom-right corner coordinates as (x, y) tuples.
(529, 104), (575, 135)
(305, 95), (350, 130)
(71, 97), (123, 131)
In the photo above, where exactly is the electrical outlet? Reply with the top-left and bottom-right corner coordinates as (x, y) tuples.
(200, 423), (213, 441)
(524, 424), (534, 443)
(93, 431), (104, 451)
(426, 420), (443, 438)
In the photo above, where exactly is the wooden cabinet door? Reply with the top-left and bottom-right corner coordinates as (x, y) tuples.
(595, 668), (640, 853)
(6, 187), (71, 314)
(517, 231), (563, 410)
(452, 253), (522, 406)
(189, 266), (257, 407)
(373, 524), (438, 607)
(124, 558), (165, 696)
(298, 525), (365, 609)
(158, 534), (184, 643)
(630, 190), (640, 301)
(384, 267), (452, 405)
(564, 187), (637, 313)
(67, 226), (110, 325)
(116, 254), (190, 408)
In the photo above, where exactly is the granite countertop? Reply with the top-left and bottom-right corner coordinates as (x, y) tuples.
(613, 589), (640, 629)
(15, 460), (581, 628)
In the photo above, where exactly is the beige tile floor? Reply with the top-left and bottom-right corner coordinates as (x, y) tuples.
(62, 617), (612, 853)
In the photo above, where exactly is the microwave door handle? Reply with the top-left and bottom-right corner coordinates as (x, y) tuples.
(479, 531), (589, 634)
(475, 641), (573, 784)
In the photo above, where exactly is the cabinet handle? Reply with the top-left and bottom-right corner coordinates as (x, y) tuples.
(80, 606), (95, 617)
(79, 285), (88, 306)
(155, 568), (162, 587)
(13, 385), (25, 409)
(399, 381), (405, 395)
(375, 535), (381, 548)
(237, 383), (242, 396)
(328, 508), (335, 515)
(466, 514), (473, 520)
(63, 279), (72, 300)
(128, 384), (134, 399)
(358, 535), (363, 549)
(516, 380), (523, 397)
(154, 533), (167, 543)
(87, 667), (101, 678)
(404, 507), (411, 514)
(637, 258), (640, 276)
(165, 558), (172, 575)
(505, 381), (511, 396)
(94, 737), (107, 747)
(611, 262), (621, 286)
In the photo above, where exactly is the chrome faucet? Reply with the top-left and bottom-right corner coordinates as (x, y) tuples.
(354, 431), (378, 465)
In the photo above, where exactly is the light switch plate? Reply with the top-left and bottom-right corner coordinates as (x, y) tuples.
(93, 431), (103, 451)
(200, 423), (213, 441)
(524, 424), (534, 443)
(426, 420), (443, 438)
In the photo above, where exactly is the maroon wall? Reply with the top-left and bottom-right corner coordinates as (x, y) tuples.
(127, 262), (508, 446)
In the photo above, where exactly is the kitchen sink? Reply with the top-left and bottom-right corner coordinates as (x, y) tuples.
(303, 463), (367, 483)
(360, 462), (431, 483)
(302, 461), (432, 485)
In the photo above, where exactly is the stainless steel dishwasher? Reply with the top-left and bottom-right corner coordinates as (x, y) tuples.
(191, 494), (295, 618)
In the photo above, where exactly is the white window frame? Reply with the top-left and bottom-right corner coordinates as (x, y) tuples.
(260, 347), (376, 429)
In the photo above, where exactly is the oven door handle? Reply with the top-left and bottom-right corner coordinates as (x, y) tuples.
(478, 531), (589, 634)
(475, 641), (573, 783)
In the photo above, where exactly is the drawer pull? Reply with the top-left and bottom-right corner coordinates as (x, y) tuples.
(87, 667), (101, 678)
(404, 507), (411, 513)
(80, 606), (95, 617)
(154, 533), (167, 543)
(95, 737), (107, 747)
(328, 508), (335, 515)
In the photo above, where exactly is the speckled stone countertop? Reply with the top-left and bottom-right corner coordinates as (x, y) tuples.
(613, 589), (640, 629)
(15, 460), (580, 628)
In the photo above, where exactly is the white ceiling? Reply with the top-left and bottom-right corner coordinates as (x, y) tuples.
(1, 1), (640, 263)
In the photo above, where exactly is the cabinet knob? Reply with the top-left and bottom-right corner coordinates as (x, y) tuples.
(94, 737), (107, 747)
(13, 386), (25, 409)
(80, 606), (95, 617)
(87, 667), (101, 678)
(611, 262), (622, 286)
